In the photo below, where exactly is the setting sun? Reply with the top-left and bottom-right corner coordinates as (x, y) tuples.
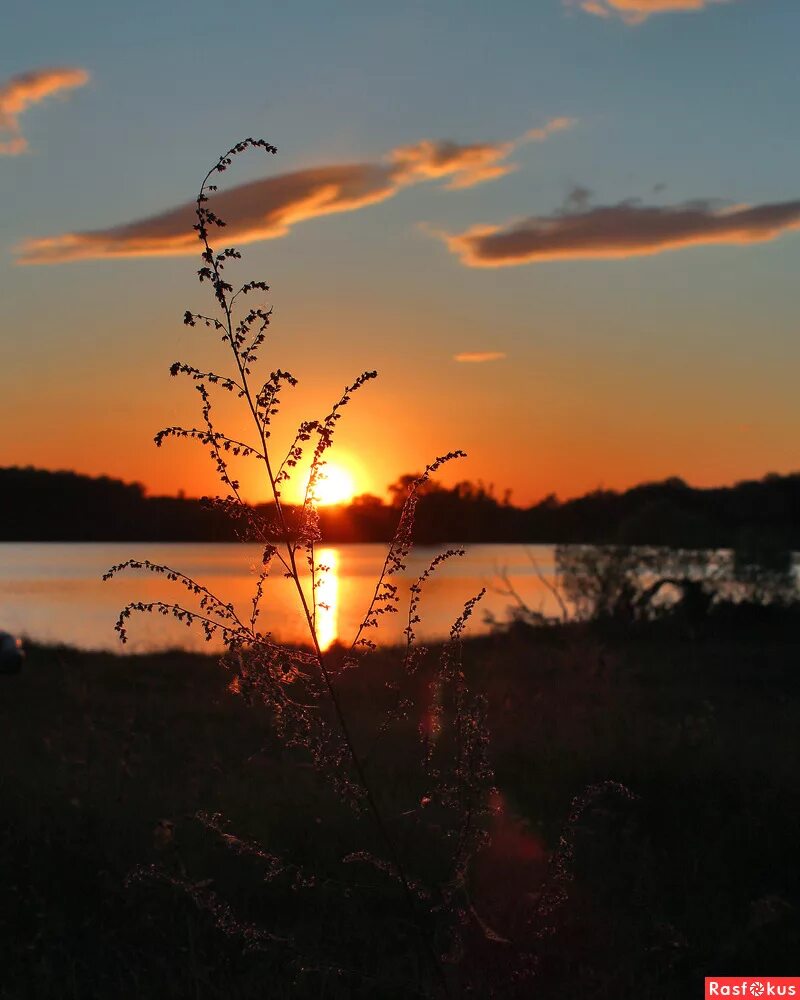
(314, 463), (356, 506)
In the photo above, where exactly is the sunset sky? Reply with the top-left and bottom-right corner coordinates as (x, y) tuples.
(2, 0), (799, 506)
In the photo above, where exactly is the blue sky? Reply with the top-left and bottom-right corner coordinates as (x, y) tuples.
(2, 0), (799, 504)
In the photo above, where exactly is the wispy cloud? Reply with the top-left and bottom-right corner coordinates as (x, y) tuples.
(522, 116), (577, 142)
(440, 198), (800, 267)
(454, 352), (507, 363)
(18, 118), (576, 265)
(0, 67), (89, 156)
(391, 139), (518, 191)
(389, 118), (577, 192)
(571, 0), (733, 25)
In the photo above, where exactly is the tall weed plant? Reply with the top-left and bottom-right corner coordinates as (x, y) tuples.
(104, 140), (504, 996)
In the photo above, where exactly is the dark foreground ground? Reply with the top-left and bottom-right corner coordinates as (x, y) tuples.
(1, 620), (799, 998)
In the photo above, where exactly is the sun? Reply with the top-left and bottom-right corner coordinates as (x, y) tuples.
(314, 463), (356, 506)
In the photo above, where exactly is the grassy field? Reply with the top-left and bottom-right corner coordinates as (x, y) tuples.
(1, 620), (799, 998)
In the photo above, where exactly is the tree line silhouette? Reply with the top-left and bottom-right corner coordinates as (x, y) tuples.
(2, 465), (799, 548)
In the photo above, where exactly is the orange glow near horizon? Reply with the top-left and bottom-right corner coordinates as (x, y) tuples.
(5, 353), (798, 510)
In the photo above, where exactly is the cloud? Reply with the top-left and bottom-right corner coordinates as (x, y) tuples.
(564, 184), (593, 211)
(441, 198), (800, 267)
(454, 352), (507, 363)
(572, 0), (733, 24)
(0, 67), (89, 156)
(20, 163), (402, 263)
(390, 138), (517, 191)
(522, 116), (577, 142)
(18, 117), (576, 265)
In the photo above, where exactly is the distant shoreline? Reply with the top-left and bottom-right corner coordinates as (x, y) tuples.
(2, 465), (799, 549)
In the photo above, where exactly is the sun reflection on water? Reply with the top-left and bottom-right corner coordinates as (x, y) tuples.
(315, 548), (339, 651)
(0, 542), (553, 653)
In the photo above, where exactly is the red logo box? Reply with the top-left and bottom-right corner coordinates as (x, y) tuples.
(705, 979), (800, 998)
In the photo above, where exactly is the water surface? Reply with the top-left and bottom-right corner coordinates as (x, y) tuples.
(0, 542), (558, 653)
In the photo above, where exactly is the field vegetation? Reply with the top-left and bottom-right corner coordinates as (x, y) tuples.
(2, 610), (799, 997)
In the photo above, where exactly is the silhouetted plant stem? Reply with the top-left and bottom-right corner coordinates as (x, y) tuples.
(299, 613), (450, 999)
(106, 140), (492, 995)
(195, 151), (449, 995)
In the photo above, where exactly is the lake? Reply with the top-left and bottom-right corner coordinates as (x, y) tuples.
(0, 542), (559, 653)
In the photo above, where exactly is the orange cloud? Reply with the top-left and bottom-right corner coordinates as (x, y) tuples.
(454, 352), (507, 363)
(572, 0), (733, 24)
(20, 163), (401, 263)
(18, 119), (575, 265)
(441, 199), (800, 267)
(0, 67), (89, 156)
(391, 138), (518, 190)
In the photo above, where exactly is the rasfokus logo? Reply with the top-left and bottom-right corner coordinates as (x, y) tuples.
(705, 979), (800, 998)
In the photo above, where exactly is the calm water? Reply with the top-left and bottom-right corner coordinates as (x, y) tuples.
(0, 543), (558, 653)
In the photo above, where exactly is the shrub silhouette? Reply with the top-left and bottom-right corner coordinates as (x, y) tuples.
(103, 140), (504, 996)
